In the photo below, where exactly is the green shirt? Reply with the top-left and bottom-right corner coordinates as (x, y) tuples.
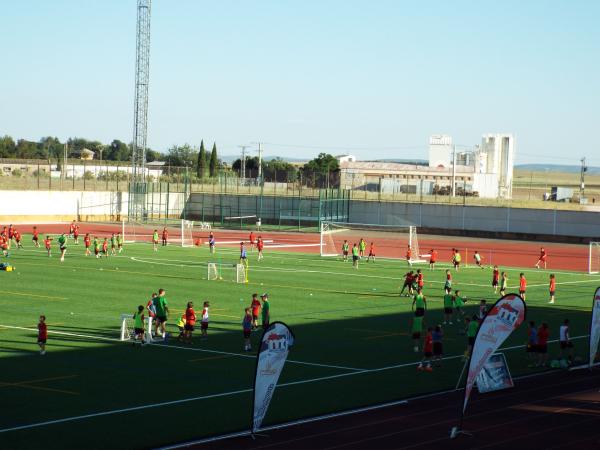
(352, 247), (359, 256)
(443, 294), (453, 308)
(117, 235), (123, 245)
(111, 236), (116, 246)
(467, 320), (479, 338)
(454, 295), (464, 308)
(153, 232), (159, 241)
(93, 238), (99, 250)
(342, 243), (349, 252)
(261, 300), (270, 320)
(411, 316), (423, 333)
(455, 253), (461, 262)
(359, 241), (366, 250)
(58, 235), (66, 247)
(153, 296), (168, 317)
(133, 311), (144, 329)
(414, 294), (425, 309)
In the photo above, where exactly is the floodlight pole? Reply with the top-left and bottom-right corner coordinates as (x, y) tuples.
(238, 145), (250, 180)
(580, 157), (587, 200)
(451, 145), (457, 197)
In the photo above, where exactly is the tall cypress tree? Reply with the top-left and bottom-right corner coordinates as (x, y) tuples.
(209, 142), (218, 177)
(197, 140), (206, 179)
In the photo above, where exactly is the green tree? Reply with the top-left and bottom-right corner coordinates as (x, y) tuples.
(264, 157), (298, 182)
(0, 135), (16, 157)
(209, 142), (218, 177)
(197, 140), (206, 179)
(165, 144), (197, 168)
(106, 140), (131, 161)
(16, 139), (43, 158)
(301, 153), (339, 187)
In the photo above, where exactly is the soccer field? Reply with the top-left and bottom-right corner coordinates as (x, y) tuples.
(0, 233), (598, 450)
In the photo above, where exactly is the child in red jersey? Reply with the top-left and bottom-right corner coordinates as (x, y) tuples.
(492, 265), (500, 293)
(429, 249), (437, 270)
(249, 231), (255, 251)
(32, 226), (40, 247)
(13, 229), (23, 249)
(44, 235), (53, 257)
(184, 301), (196, 343)
(367, 242), (376, 262)
(38, 315), (47, 355)
(417, 327), (434, 372)
(162, 227), (168, 247)
(257, 236), (264, 261)
(519, 273), (527, 300)
(250, 293), (261, 329)
(0, 234), (8, 257)
(69, 220), (76, 237)
(406, 245), (413, 266)
(549, 274), (556, 304)
(73, 225), (80, 244)
(416, 269), (424, 290)
(400, 271), (414, 297)
(102, 238), (109, 257)
(84, 233), (91, 256)
(535, 247), (547, 269)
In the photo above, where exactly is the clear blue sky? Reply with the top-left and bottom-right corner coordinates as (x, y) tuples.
(1, 0), (598, 164)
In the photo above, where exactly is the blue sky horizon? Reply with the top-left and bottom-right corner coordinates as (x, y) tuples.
(1, 1), (598, 165)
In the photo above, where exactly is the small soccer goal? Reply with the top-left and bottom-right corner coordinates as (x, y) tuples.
(589, 241), (600, 274)
(320, 222), (426, 263)
(207, 262), (247, 283)
(181, 219), (194, 247)
(120, 313), (154, 343)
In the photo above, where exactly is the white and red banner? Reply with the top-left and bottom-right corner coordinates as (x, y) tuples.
(588, 287), (600, 368)
(252, 321), (295, 433)
(463, 294), (526, 414)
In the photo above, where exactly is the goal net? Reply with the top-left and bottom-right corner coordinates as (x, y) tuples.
(207, 262), (247, 283)
(320, 222), (426, 263)
(120, 313), (154, 343)
(122, 219), (196, 247)
(181, 220), (194, 247)
(589, 242), (600, 274)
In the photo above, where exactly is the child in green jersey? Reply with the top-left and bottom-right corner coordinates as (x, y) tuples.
(411, 316), (424, 353)
(133, 305), (145, 345)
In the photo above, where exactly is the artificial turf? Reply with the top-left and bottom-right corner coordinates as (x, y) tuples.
(0, 236), (598, 450)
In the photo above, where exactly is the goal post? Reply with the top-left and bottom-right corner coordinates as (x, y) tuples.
(320, 221), (426, 263)
(207, 262), (247, 283)
(181, 219), (194, 247)
(589, 242), (600, 274)
(120, 313), (154, 343)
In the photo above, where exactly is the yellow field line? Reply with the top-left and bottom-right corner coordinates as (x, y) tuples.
(188, 355), (233, 363)
(2, 291), (68, 301)
(0, 375), (79, 396)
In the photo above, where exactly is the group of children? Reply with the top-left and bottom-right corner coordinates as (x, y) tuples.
(526, 318), (575, 367)
(342, 238), (376, 268)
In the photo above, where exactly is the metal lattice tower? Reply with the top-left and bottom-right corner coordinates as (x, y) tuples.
(129, 0), (151, 219)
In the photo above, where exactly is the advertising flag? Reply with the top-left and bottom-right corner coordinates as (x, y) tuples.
(589, 287), (600, 368)
(252, 322), (295, 433)
(463, 294), (526, 414)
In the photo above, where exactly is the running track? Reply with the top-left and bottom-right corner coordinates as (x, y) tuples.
(185, 369), (600, 449)
(14, 222), (591, 272)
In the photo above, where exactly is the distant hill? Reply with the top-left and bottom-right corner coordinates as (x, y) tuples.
(516, 164), (600, 175)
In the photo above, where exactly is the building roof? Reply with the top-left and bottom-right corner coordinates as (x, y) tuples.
(340, 161), (474, 174)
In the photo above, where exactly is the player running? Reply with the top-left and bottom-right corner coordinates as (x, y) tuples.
(492, 265), (500, 293)
(549, 274), (556, 304)
(32, 226), (40, 247)
(44, 235), (53, 257)
(84, 233), (91, 256)
(256, 236), (264, 261)
(342, 240), (349, 262)
(429, 249), (437, 270)
(367, 242), (376, 262)
(473, 251), (484, 269)
(535, 247), (547, 269)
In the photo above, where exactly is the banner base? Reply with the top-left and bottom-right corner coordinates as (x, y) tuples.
(450, 427), (473, 439)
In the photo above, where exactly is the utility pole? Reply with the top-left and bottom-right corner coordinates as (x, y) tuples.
(238, 145), (250, 180)
(580, 157), (587, 201)
(250, 141), (264, 183)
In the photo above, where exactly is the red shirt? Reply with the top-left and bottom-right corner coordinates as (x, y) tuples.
(550, 278), (556, 291)
(14, 231), (21, 241)
(540, 249), (547, 260)
(493, 269), (499, 281)
(423, 333), (433, 353)
(33, 229), (39, 239)
(537, 327), (549, 345)
(251, 299), (261, 315)
(162, 230), (168, 239)
(84, 236), (91, 247)
(38, 322), (48, 340)
(417, 273), (424, 287)
(405, 273), (414, 283)
(519, 277), (527, 291)
(257, 240), (264, 250)
(44, 238), (52, 249)
(447, 273), (452, 281)
(69, 223), (75, 233)
(73, 226), (79, 237)
(430, 250), (437, 262)
(8, 226), (14, 238)
(0, 236), (6, 249)
(185, 307), (196, 326)
(102, 241), (108, 251)
(406, 248), (412, 259)
(249, 232), (255, 243)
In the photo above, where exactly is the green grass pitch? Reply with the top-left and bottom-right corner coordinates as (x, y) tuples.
(0, 236), (598, 450)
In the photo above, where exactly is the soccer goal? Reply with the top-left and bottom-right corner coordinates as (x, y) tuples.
(320, 222), (426, 263)
(181, 220), (194, 247)
(207, 262), (247, 283)
(120, 313), (154, 343)
(589, 242), (600, 274)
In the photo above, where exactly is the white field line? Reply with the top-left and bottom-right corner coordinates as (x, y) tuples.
(0, 329), (590, 435)
(0, 324), (362, 372)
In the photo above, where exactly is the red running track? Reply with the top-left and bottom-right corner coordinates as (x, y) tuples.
(6, 222), (591, 272)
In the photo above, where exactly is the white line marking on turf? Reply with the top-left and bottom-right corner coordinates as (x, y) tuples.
(0, 330), (590, 434)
